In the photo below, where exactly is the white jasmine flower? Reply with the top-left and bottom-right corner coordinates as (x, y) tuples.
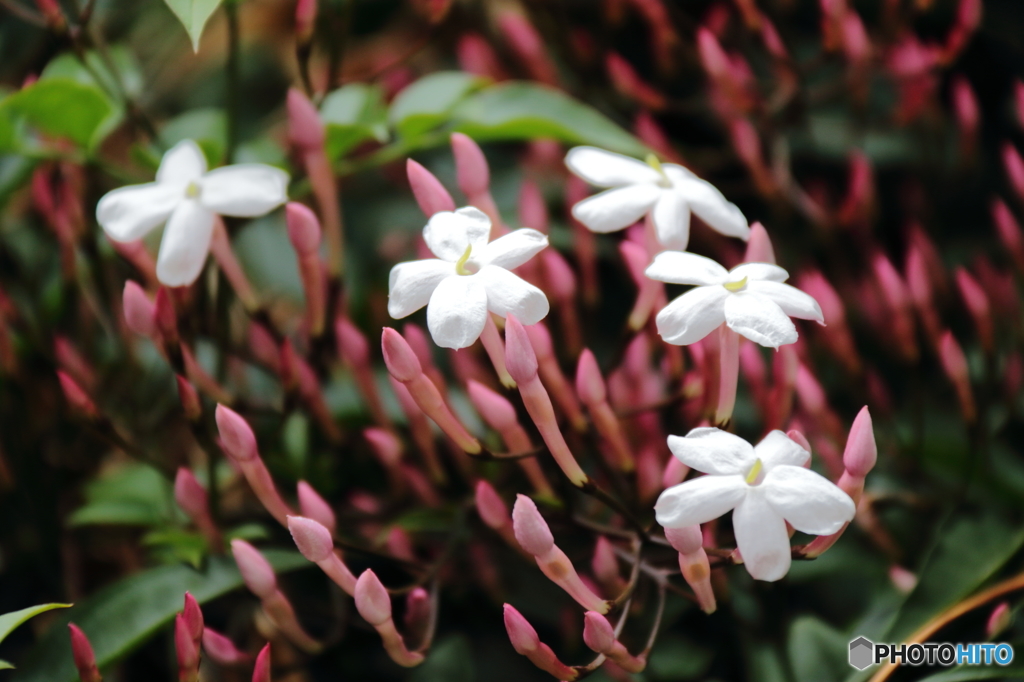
(565, 146), (749, 250)
(388, 207), (549, 349)
(645, 251), (823, 348)
(655, 428), (855, 581)
(97, 140), (289, 287)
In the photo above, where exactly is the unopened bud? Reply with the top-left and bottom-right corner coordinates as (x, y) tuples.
(743, 222), (776, 264)
(252, 643), (271, 682)
(182, 592), (203, 644)
(450, 133), (490, 197)
(215, 404), (258, 462)
(503, 315), (539, 384)
(582, 611), (616, 654)
(58, 371), (97, 419)
(287, 88), (325, 152)
(467, 380), (517, 430)
(381, 327), (422, 382)
(511, 494), (554, 557)
(364, 428), (403, 467)
(575, 349), (606, 405)
(231, 539), (277, 598)
(987, 602), (1012, 639)
(69, 623), (101, 682)
(176, 375), (202, 421)
(122, 281), (157, 337)
(406, 160), (455, 217)
(297, 481), (336, 535)
(174, 469), (208, 519)
(475, 480), (510, 530)
(664, 525), (703, 555)
(287, 515), (334, 563)
(354, 570), (392, 626)
(286, 203), (322, 255)
(202, 628), (249, 666)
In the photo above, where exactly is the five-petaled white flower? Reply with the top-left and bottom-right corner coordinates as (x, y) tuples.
(565, 146), (750, 250)
(645, 251), (823, 348)
(96, 140), (289, 287)
(655, 428), (855, 581)
(388, 206), (550, 349)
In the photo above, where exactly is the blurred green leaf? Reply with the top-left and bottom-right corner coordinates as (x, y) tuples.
(13, 551), (307, 682)
(646, 633), (713, 680)
(321, 84), (389, 160)
(163, 0), (224, 51)
(0, 661), (12, 670)
(68, 462), (174, 528)
(0, 78), (115, 149)
(886, 512), (1024, 641)
(451, 82), (649, 156)
(0, 604), (71, 647)
(788, 616), (849, 682)
(160, 108), (227, 167)
(41, 48), (143, 100)
(142, 529), (207, 568)
(410, 635), (475, 682)
(389, 72), (484, 138)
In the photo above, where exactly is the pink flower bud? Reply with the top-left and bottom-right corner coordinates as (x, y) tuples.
(58, 371), (97, 419)
(288, 515), (334, 563)
(475, 480), (510, 530)
(297, 481), (336, 535)
(354, 570), (392, 626)
(175, 375), (202, 421)
(841, 11), (871, 63)
(364, 427), (403, 467)
(122, 281), (156, 337)
(939, 331), (975, 422)
(1004, 143), (1024, 200)
(664, 525), (703, 555)
(215, 404), (258, 462)
(955, 267), (993, 349)
(697, 27), (730, 81)
(504, 315), (539, 384)
(467, 380), (517, 431)
(335, 318), (369, 365)
(511, 494), (554, 557)
(457, 33), (506, 80)
(174, 469), (208, 519)
(252, 643), (271, 682)
(951, 76), (980, 139)
(582, 611), (616, 654)
(286, 203), (322, 256)
(843, 406), (876, 478)
(295, 0), (317, 44)
(231, 539), (277, 598)
(175, 613), (199, 680)
(787, 429), (813, 455)
(518, 179), (548, 234)
(496, 11), (558, 86)
(287, 88), (325, 152)
(406, 160), (455, 217)
(575, 349), (606, 405)
(795, 364), (827, 416)
(992, 199), (1024, 268)
(503, 603), (540, 655)
(743, 222), (776, 264)
(381, 327), (422, 383)
(202, 628), (249, 666)
(606, 52), (666, 110)
(889, 565), (917, 594)
(182, 592), (203, 643)
(592, 536), (620, 586)
(987, 602), (1012, 639)
(450, 133), (490, 197)
(69, 623), (101, 682)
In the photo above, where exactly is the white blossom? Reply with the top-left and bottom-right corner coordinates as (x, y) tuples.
(96, 140), (289, 287)
(565, 146), (749, 250)
(388, 207), (549, 349)
(645, 251), (823, 348)
(655, 428), (855, 581)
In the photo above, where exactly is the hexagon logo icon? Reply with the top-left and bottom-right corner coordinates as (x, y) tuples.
(849, 637), (874, 670)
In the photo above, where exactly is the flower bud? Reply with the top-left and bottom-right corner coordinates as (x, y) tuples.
(286, 202), (322, 256)
(215, 404), (258, 462)
(231, 540), (277, 599)
(954, 267), (993, 349)
(582, 611), (616, 654)
(364, 428), (403, 468)
(175, 613), (199, 681)
(174, 469), (208, 520)
(69, 623), (101, 682)
(939, 331), (975, 422)
(664, 525), (703, 555)
(496, 11), (558, 86)
(406, 160), (455, 217)
(511, 494), (554, 557)
(288, 515), (334, 563)
(606, 52), (666, 110)
(503, 315), (539, 384)
(786, 429), (813, 455)
(451, 133), (491, 198)
(202, 628), (249, 666)
(287, 88), (325, 152)
(843, 406), (876, 477)
(951, 76), (980, 139)
(122, 281), (156, 338)
(987, 602), (1012, 639)
(252, 643), (271, 682)
(992, 199), (1024, 269)
(182, 593), (203, 643)
(58, 371), (97, 419)
(889, 565), (917, 594)
(575, 349), (606, 405)
(541, 249), (576, 301)
(381, 327), (422, 383)
(518, 179), (548, 232)
(503, 604), (540, 655)
(297, 481), (336, 535)
(743, 222), (775, 264)
(1004, 143), (1024, 200)
(175, 375), (202, 421)
(336, 318), (369, 365)
(475, 480), (510, 530)
(457, 33), (506, 81)
(354, 570), (392, 626)
(467, 380), (517, 431)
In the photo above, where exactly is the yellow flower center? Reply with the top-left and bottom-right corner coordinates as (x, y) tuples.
(646, 153), (671, 187)
(724, 276), (748, 293)
(455, 244), (474, 276)
(185, 181), (201, 199)
(745, 458), (764, 485)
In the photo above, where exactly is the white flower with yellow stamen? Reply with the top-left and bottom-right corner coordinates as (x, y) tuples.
(655, 428), (855, 581)
(645, 251), (824, 348)
(388, 207), (549, 349)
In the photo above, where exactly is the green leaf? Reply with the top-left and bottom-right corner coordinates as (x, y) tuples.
(14, 551), (308, 682)
(788, 616), (849, 682)
(886, 512), (1024, 641)
(0, 660), (12, 670)
(388, 72), (484, 138)
(68, 462), (175, 528)
(321, 84), (389, 160)
(163, 0), (224, 51)
(0, 78), (115, 149)
(41, 48), (143, 100)
(410, 635), (475, 682)
(451, 81), (649, 156)
(0, 604), (71, 647)
(142, 529), (208, 568)
(646, 633), (713, 680)
(159, 108), (227, 167)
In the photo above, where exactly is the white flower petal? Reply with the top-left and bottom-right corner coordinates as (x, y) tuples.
(763, 465), (856, 535)
(679, 177), (750, 240)
(156, 139), (207, 186)
(565, 146), (662, 186)
(199, 164), (289, 217)
(651, 190), (692, 250)
(571, 184), (662, 234)
(477, 265), (549, 324)
(663, 164), (699, 184)
(656, 286), (728, 345)
(729, 263), (789, 283)
(646, 251), (729, 286)
(387, 259), (453, 319)
(754, 430), (810, 470)
(668, 427), (756, 475)
(733, 488), (792, 581)
(155, 201), (216, 287)
(746, 281), (824, 323)
(724, 292), (797, 348)
(96, 183), (181, 242)
(423, 207), (492, 262)
(426, 274), (488, 349)
(477, 229), (548, 270)
(654, 475), (747, 528)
